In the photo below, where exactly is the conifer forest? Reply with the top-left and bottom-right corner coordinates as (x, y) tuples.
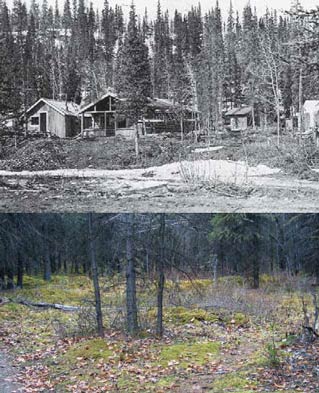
(0, 0), (318, 125)
(0, 213), (319, 391)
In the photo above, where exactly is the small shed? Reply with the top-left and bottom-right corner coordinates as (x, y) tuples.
(224, 106), (253, 131)
(302, 100), (319, 131)
(26, 98), (79, 138)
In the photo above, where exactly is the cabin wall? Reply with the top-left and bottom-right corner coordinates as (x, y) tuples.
(45, 104), (66, 137)
(229, 116), (248, 130)
(303, 112), (311, 131)
(302, 109), (319, 131)
(27, 102), (45, 132)
(27, 102), (66, 137)
(65, 116), (79, 137)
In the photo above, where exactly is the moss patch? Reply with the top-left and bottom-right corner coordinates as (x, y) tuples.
(158, 341), (220, 367)
(0, 303), (25, 321)
(63, 338), (113, 361)
(232, 312), (249, 326)
(164, 306), (219, 324)
(210, 372), (257, 392)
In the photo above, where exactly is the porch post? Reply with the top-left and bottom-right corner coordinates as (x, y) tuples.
(81, 113), (84, 137)
(104, 112), (107, 136)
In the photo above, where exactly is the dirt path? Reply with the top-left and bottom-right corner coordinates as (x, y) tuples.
(175, 329), (261, 392)
(1, 159), (319, 212)
(0, 351), (23, 393)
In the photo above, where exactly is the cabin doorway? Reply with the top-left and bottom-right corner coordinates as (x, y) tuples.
(40, 112), (47, 133)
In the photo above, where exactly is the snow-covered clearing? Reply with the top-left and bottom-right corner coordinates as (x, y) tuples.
(1, 159), (319, 212)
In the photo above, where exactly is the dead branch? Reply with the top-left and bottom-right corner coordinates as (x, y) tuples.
(0, 297), (80, 312)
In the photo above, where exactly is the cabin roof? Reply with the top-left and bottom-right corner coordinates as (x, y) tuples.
(78, 91), (118, 114)
(26, 98), (79, 117)
(225, 106), (253, 117)
(79, 93), (198, 114)
(148, 98), (197, 112)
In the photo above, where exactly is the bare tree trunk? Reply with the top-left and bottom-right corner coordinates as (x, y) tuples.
(252, 259), (260, 289)
(298, 67), (303, 134)
(251, 104), (256, 129)
(16, 253), (23, 288)
(43, 252), (51, 281)
(212, 254), (218, 284)
(126, 214), (139, 336)
(134, 124), (139, 158)
(6, 270), (14, 290)
(251, 231), (260, 289)
(180, 116), (184, 141)
(43, 221), (51, 281)
(156, 213), (165, 337)
(276, 103), (280, 146)
(88, 213), (104, 338)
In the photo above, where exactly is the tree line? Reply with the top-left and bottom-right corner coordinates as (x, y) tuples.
(1, 213), (319, 290)
(1, 0), (318, 130)
(1, 213), (319, 335)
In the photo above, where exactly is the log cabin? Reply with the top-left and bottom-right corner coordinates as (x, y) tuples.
(78, 92), (199, 138)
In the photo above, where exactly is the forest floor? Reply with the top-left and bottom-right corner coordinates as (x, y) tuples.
(0, 351), (23, 392)
(0, 132), (319, 212)
(0, 275), (319, 392)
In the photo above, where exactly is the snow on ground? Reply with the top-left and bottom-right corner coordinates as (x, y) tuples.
(193, 146), (225, 153)
(0, 159), (279, 181)
(2, 158), (318, 196)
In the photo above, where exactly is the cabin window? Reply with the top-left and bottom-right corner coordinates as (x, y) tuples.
(30, 116), (39, 125)
(117, 119), (126, 129)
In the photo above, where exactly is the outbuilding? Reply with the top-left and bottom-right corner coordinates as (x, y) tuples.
(302, 100), (319, 131)
(26, 98), (80, 138)
(224, 106), (254, 131)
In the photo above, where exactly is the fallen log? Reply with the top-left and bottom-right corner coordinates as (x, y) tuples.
(0, 297), (80, 312)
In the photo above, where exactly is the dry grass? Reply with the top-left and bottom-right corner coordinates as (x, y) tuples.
(179, 159), (255, 197)
(213, 133), (319, 180)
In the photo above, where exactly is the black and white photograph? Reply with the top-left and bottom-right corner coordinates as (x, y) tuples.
(1, 0), (319, 211)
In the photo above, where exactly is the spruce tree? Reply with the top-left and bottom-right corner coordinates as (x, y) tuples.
(153, 1), (170, 98)
(115, 2), (151, 147)
(62, 0), (72, 31)
(0, 3), (21, 118)
(224, 1), (241, 108)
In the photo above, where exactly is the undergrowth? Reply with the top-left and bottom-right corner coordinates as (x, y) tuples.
(0, 274), (316, 392)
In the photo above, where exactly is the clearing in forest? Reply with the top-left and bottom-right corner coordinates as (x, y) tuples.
(0, 133), (319, 212)
(1, 274), (319, 392)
